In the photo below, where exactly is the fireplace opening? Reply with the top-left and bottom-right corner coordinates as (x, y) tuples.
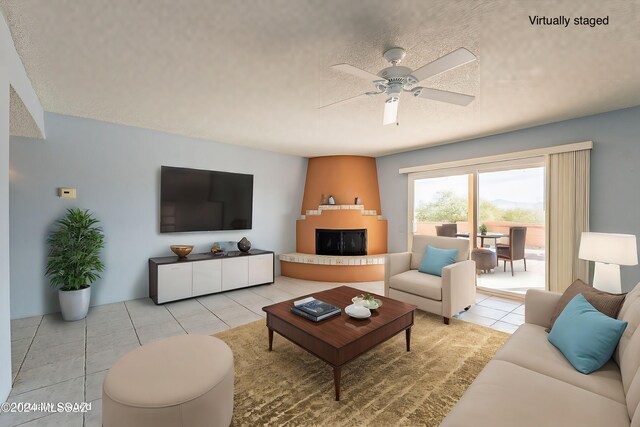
(316, 229), (367, 256)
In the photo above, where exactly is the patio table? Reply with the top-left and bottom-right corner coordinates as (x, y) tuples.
(455, 232), (506, 248)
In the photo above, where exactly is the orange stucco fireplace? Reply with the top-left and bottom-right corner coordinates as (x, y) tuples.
(280, 155), (388, 282)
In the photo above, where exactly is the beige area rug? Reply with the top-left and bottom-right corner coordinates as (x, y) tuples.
(214, 311), (509, 427)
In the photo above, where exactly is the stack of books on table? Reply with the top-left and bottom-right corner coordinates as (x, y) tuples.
(291, 297), (341, 322)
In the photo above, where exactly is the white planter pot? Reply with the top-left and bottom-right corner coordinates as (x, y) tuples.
(58, 287), (91, 321)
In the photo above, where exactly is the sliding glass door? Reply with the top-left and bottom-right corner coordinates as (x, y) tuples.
(477, 166), (546, 293)
(408, 158), (546, 296)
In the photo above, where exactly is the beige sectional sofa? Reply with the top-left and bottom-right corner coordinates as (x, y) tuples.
(385, 235), (476, 324)
(441, 284), (640, 427)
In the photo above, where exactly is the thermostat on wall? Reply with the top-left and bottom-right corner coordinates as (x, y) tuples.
(58, 188), (77, 199)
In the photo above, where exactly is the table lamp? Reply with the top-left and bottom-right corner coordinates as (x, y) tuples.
(578, 232), (638, 293)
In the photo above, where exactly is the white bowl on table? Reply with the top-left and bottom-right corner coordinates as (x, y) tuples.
(345, 304), (371, 319)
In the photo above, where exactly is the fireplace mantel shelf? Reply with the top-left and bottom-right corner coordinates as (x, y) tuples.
(300, 204), (385, 220)
(280, 252), (386, 266)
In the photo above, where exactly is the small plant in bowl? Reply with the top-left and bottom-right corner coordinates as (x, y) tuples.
(479, 224), (488, 235)
(352, 294), (383, 310)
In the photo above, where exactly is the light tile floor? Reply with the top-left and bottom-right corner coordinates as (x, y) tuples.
(2, 277), (524, 426)
(455, 292), (525, 334)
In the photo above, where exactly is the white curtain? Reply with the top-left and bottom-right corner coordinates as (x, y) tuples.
(546, 149), (590, 292)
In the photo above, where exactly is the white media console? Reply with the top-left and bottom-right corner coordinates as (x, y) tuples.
(148, 249), (275, 304)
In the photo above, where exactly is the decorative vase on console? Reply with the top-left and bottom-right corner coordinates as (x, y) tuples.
(328, 195), (335, 205)
(237, 237), (251, 252)
(355, 197), (361, 205)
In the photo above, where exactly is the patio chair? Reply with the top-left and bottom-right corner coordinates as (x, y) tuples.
(496, 226), (527, 276)
(435, 223), (458, 237)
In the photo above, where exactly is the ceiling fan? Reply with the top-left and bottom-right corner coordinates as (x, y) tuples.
(320, 47), (477, 125)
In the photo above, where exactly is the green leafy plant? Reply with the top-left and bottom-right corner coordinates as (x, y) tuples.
(46, 208), (105, 291)
(353, 294), (383, 309)
(479, 223), (488, 234)
(358, 294), (376, 302)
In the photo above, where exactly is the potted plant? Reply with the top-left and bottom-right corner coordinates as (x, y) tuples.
(46, 208), (105, 321)
(479, 223), (488, 235)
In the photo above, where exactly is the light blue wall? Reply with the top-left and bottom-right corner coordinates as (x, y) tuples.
(2, 5), (46, 400)
(377, 106), (640, 292)
(0, 82), (10, 402)
(9, 113), (307, 319)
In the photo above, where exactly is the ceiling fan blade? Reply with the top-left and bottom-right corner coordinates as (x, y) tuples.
(318, 93), (371, 109)
(410, 48), (477, 83)
(383, 97), (399, 125)
(331, 63), (381, 81)
(414, 87), (475, 106)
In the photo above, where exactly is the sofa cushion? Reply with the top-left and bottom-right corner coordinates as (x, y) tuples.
(494, 323), (626, 403)
(548, 294), (627, 374)
(615, 283), (640, 418)
(628, 367), (640, 422)
(410, 235), (469, 270)
(388, 270), (442, 301)
(632, 403), (640, 427)
(418, 245), (458, 277)
(549, 279), (626, 329)
(439, 360), (631, 427)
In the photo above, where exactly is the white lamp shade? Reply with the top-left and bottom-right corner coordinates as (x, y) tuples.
(579, 232), (638, 266)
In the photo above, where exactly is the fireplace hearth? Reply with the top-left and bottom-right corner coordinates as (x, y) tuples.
(316, 229), (367, 256)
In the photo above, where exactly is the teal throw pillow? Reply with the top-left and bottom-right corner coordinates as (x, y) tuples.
(418, 245), (458, 277)
(548, 293), (627, 374)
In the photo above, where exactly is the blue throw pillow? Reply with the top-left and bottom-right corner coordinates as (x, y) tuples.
(548, 294), (628, 374)
(418, 245), (458, 277)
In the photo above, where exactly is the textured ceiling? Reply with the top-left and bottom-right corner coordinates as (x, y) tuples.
(9, 86), (41, 138)
(1, 0), (639, 157)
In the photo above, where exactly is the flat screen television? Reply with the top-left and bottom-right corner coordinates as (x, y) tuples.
(160, 166), (253, 233)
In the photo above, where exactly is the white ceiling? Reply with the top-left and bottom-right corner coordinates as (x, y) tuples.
(1, 0), (639, 157)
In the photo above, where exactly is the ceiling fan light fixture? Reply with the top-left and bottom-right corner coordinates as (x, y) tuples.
(383, 97), (399, 126)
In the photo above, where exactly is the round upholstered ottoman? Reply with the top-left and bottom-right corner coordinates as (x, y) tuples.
(472, 248), (497, 273)
(103, 335), (234, 427)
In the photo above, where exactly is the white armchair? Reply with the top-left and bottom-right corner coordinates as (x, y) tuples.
(385, 235), (476, 324)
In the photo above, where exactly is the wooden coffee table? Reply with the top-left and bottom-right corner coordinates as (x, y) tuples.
(262, 286), (416, 401)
